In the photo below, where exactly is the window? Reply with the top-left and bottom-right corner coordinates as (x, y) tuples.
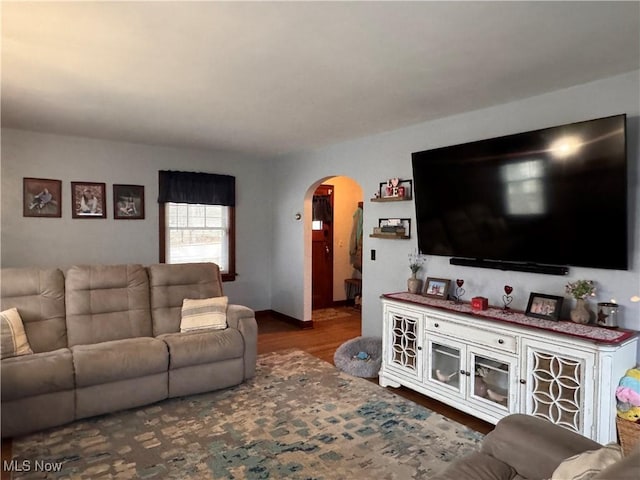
(160, 203), (236, 280)
(158, 170), (236, 281)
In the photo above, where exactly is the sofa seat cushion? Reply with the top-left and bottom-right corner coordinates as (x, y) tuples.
(159, 328), (243, 370)
(1, 348), (74, 401)
(72, 337), (168, 387)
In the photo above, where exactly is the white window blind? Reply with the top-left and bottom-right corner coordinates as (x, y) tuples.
(165, 203), (230, 271)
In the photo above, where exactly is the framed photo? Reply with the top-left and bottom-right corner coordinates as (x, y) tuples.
(71, 182), (106, 218)
(113, 184), (145, 219)
(424, 277), (451, 299)
(525, 293), (563, 321)
(23, 178), (62, 218)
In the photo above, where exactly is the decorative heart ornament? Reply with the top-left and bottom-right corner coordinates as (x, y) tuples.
(391, 177), (400, 187)
(453, 279), (466, 304)
(504, 285), (513, 294)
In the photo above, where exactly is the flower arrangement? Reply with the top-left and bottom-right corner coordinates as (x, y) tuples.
(408, 250), (425, 274)
(565, 280), (596, 300)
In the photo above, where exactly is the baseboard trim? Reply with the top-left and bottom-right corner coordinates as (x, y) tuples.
(255, 310), (314, 330)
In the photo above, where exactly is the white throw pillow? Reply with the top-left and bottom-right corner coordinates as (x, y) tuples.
(551, 443), (622, 480)
(1, 308), (34, 359)
(180, 296), (228, 332)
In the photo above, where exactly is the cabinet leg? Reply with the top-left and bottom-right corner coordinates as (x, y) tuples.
(379, 376), (401, 388)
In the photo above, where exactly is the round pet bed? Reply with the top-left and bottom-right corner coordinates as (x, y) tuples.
(334, 336), (382, 378)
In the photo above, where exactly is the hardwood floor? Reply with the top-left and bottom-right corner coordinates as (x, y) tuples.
(0, 307), (492, 480)
(259, 307), (493, 435)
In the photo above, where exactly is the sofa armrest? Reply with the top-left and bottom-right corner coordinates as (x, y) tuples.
(226, 304), (254, 328)
(226, 304), (257, 379)
(481, 414), (601, 480)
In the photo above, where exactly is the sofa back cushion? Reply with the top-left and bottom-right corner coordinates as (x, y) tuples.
(0, 267), (67, 353)
(65, 264), (152, 346)
(148, 263), (224, 336)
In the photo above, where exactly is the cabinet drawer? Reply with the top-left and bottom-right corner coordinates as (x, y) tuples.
(426, 317), (517, 353)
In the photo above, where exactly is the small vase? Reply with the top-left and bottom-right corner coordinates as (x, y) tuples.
(407, 272), (422, 294)
(570, 298), (592, 324)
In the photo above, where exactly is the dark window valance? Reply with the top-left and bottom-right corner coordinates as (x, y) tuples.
(158, 170), (235, 206)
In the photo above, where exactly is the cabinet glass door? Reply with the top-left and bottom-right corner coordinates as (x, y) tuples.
(471, 353), (511, 409)
(428, 340), (462, 392)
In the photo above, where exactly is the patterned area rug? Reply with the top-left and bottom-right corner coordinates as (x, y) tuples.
(311, 308), (354, 322)
(11, 350), (483, 479)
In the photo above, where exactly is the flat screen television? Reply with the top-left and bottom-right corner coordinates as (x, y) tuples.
(411, 114), (628, 274)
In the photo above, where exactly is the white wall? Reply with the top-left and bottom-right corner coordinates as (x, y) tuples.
(270, 71), (640, 344)
(0, 130), (273, 311)
(2, 71), (638, 349)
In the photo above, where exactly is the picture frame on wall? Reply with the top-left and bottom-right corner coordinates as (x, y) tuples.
(424, 277), (451, 299)
(525, 293), (563, 321)
(71, 182), (106, 218)
(23, 177), (62, 218)
(113, 184), (145, 220)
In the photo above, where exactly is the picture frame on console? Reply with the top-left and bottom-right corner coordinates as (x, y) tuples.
(424, 277), (451, 299)
(525, 293), (563, 321)
(71, 181), (106, 218)
(23, 177), (62, 218)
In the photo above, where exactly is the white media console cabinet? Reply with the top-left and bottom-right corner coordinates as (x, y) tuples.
(379, 293), (638, 444)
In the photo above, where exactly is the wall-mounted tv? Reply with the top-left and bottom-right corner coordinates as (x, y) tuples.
(411, 114), (628, 274)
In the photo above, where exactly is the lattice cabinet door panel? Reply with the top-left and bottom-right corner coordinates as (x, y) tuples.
(521, 339), (595, 438)
(382, 304), (424, 383)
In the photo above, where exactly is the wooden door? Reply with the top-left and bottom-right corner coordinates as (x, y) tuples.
(312, 185), (334, 309)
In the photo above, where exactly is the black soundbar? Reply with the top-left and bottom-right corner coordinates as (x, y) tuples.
(449, 257), (569, 276)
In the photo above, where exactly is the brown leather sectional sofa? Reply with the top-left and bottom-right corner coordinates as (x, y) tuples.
(1, 262), (257, 438)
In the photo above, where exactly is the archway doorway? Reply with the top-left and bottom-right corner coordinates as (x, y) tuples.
(304, 176), (364, 322)
(312, 184), (334, 309)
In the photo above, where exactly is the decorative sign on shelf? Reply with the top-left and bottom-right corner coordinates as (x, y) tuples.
(373, 178), (412, 200)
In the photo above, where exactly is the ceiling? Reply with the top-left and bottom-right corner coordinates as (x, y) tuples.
(2, 1), (639, 158)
